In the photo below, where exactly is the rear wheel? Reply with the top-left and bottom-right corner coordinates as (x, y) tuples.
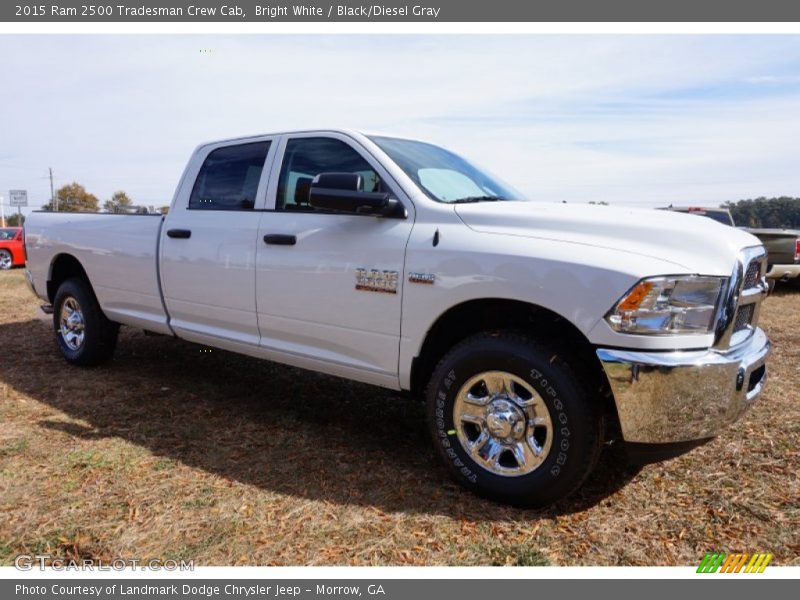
(426, 331), (603, 507)
(53, 277), (119, 366)
(0, 249), (12, 270)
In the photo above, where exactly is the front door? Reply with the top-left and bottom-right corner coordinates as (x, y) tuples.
(255, 133), (414, 386)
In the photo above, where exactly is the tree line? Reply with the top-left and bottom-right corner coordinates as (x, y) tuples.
(722, 197), (800, 229)
(13, 182), (800, 231)
(39, 182), (168, 215)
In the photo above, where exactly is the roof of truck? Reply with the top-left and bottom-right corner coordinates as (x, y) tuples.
(195, 128), (419, 150)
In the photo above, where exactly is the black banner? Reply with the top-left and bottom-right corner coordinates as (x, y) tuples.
(5, 579), (798, 600)
(5, 0), (800, 22)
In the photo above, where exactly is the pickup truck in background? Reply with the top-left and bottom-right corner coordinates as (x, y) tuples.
(0, 227), (26, 270)
(24, 130), (771, 506)
(664, 206), (800, 285)
(745, 228), (800, 282)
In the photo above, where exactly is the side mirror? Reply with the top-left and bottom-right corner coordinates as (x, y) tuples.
(309, 172), (406, 218)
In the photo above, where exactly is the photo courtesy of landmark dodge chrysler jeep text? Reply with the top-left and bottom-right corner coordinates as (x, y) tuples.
(24, 130), (771, 506)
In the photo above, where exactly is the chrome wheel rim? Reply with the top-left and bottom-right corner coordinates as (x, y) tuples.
(453, 371), (553, 477)
(59, 297), (85, 350)
(0, 251), (11, 269)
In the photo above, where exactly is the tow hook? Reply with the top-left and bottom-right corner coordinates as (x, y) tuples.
(736, 368), (745, 392)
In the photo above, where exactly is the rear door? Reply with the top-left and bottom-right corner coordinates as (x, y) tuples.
(160, 137), (277, 346)
(254, 133), (415, 386)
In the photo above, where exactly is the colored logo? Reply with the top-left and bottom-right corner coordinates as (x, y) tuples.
(697, 552), (773, 573)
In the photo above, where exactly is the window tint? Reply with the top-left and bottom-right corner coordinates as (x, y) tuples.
(276, 137), (382, 211)
(189, 141), (270, 210)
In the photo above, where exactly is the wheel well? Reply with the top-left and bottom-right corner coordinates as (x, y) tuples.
(410, 298), (620, 438)
(47, 254), (90, 302)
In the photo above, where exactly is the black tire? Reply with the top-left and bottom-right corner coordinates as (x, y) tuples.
(426, 331), (603, 507)
(0, 249), (12, 270)
(53, 277), (119, 366)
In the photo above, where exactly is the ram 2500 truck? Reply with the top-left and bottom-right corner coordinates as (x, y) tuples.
(24, 130), (771, 506)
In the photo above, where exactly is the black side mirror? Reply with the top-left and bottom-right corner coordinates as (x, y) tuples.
(309, 172), (406, 218)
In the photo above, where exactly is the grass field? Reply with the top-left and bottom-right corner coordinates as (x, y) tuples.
(0, 269), (797, 566)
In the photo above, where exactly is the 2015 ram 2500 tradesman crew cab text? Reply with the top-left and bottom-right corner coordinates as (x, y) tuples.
(24, 130), (771, 506)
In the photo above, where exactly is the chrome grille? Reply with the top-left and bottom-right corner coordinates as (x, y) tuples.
(715, 247), (767, 349)
(743, 260), (762, 289)
(733, 303), (754, 333)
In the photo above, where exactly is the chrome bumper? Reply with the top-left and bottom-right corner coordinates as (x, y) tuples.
(766, 264), (800, 280)
(597, 327), (771, 444)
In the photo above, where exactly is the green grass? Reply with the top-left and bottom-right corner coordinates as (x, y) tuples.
(66, 450), (113, 470)
(0, 438), (28, 457)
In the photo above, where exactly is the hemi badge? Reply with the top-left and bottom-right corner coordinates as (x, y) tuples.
(409, 272), (435, 285)
(355, 268), (399, 294)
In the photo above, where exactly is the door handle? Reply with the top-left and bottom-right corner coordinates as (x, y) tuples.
(167, 229), (192, 239)
(263, 234), (297, 246)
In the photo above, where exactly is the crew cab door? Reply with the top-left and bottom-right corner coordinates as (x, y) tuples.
(160, 137), (277, 346)
(255, 133), (414, 387)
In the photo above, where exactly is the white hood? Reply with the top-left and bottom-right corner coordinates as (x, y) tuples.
(454, 201), (762, 276)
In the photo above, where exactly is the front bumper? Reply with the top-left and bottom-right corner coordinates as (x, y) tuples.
(597, 327), (770, 444)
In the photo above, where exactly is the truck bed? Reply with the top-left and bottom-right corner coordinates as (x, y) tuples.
(25, 212), (171, 334)
(744, 227), (800, 269)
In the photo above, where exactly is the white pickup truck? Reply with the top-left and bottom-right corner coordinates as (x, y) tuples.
(24, 130), (771, 506)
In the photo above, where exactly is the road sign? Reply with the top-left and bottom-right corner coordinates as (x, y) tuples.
(9, 190), (28, 207)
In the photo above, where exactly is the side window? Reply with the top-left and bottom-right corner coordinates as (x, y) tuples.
(189, 141), (270, 210)
(276, 137), (382, 211)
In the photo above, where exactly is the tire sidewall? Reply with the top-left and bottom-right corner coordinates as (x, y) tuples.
(0, 249), (11, 269)
(428, 335), (596, 505)
(53, 279), (98, 363)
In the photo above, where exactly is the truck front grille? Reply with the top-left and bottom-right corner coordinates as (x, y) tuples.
(733, 303), (755, 333)
(715, 247), (767, 349)
(743, 259), (763, 289)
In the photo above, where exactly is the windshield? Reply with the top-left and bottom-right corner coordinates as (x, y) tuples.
(369, 136), (524, 203)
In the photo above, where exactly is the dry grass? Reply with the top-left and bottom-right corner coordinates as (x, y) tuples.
(0, 269), (797, 566)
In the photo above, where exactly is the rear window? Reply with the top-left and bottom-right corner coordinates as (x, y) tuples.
(672, 208), (734, 227)
(189, 141), (270, 210)
(695, 211), (734, 226)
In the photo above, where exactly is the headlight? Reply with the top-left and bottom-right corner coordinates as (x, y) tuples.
(606, 275), (726, 335)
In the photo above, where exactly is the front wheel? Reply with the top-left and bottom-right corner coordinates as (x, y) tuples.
(426, 331), (602, 507)
(0, 249), (12, 270)
(53, 277), (119, 366)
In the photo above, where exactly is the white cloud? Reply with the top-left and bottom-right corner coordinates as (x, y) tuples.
(1, 35), (800, 211)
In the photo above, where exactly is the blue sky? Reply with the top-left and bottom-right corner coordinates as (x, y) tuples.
(1, 35), (800, 213)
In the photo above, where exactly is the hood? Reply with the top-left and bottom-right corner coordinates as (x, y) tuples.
(454, 201), (762, 276)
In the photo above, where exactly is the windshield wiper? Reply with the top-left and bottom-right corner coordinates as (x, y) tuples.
(449, 196), (505, 204)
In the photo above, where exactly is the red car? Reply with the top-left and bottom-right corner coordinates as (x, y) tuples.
(0, 227), (25, 269)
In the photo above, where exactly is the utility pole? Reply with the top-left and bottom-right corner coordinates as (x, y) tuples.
(49, 167), (57, 211)
(0, 194), (5, 227)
